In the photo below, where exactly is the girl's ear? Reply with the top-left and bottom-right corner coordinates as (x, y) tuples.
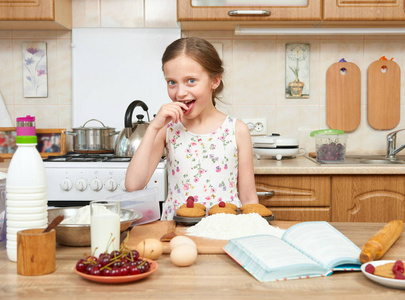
(212, 75), (222, 89)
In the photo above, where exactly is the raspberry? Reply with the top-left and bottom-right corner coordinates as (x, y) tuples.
(219, 201), (225, 208)
(392, 260), (405, 274)
(186, 198), (194, 208)
(394, 273), (405, 280)
(365, 264), (375, 274)
(187, 196), (194, 202)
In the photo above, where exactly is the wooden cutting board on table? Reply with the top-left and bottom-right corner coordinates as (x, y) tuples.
(367, 60), (401, 130)
(126, 221), (228, 254)
(326, 62), (361, 132)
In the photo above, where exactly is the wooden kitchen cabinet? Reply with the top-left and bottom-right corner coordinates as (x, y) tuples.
(255, 175), (331, 221)
(331, 175), (405, 222)
(0, 0), (72, 30)
(323, 0), (405, 23)
(177, 0), (322, 30)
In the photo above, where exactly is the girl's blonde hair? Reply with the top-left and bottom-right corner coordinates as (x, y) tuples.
(162, 37), (224, 106)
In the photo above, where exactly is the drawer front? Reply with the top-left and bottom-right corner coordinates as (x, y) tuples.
(270, 207), (330, 221)
(255, 175), (330, 207)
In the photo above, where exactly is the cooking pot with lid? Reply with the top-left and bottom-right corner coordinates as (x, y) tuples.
(65, 119), (119, 153)
(114, 100), (150, 157)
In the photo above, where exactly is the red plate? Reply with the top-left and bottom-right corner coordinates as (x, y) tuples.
(75, 258), (158, 284)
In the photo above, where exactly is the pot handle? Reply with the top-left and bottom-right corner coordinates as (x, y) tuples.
(65, 131), (77, 137)
(81, 119), (106, 128)
(124, 100), (150, 129)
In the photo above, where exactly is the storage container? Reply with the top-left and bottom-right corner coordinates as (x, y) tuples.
(108, 187), (160, 225)
(310, 129), (347, 163)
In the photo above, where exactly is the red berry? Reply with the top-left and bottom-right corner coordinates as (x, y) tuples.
(129, 266), (141, 275)
(76, 259), (86, 273)
(110, 268), (121, 276)
(394, 273), (405, 280)
(187, 196), (194, 202)
(127, 250), (139, 261)
(392, 260), (405, 274)
(219, 201), (225, 208)
(186, 198), (194, 208)
(90, 266), (101, 276)
(119, 266), (129, 276)
(365, 264), (375, 274)
(101, 268), (112, 276)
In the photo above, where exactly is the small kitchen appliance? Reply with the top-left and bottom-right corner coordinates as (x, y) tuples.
(251, 134), (305, 160)
(43, 152), (167, 209)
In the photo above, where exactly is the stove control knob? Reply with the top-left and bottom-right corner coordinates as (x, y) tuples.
(60, 178), (73, 191)
(119, 179), (127, 191)
(75, 178), (88, 191)
(90, 178), (103, 191)
(105, 179), (118, 191)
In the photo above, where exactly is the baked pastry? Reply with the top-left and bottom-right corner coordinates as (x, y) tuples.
(175, 196), (206, 218)
(176, 206), (205, 217)
(210, 202), (238, 211)
(240, 203), (273, 217)
(208, 201), (237, 215)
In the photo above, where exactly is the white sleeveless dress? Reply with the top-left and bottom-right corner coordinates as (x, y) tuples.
(161, 116), (241, 220)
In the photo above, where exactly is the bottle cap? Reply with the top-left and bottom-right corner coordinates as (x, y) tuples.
(16, 136), (37, 144)
(16, 115), (35, 123)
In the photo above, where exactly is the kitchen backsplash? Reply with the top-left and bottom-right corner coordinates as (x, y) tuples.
(1, 0), (405, 154)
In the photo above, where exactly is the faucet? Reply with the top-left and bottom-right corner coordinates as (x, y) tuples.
(386, 129), (405, 159)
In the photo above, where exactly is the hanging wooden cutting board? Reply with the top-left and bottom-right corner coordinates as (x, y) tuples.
(367, 60), (400, 130)
(326, 62), (361, 132)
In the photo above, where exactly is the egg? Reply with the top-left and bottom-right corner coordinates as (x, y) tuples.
(170, 235), (197, 251)
(135, 238), (163, 260)
(170, 244), (198, 267)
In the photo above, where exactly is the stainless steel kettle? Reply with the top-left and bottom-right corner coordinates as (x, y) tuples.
(114, 100), (150, 157)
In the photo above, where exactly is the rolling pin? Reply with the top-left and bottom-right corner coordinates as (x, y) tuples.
(359, 220), (404, 263)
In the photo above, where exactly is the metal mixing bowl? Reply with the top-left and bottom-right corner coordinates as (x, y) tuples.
(48, 207), (142, 247)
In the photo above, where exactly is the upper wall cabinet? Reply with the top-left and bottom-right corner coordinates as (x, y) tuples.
(0, 0), (72, 30)
(177, 0), (322, 30)
(323, 0), (405, 23)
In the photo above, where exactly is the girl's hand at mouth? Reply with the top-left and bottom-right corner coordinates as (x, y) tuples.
(150, 102), (189, 130)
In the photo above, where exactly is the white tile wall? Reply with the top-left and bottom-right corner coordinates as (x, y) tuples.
(1, 0), (404, 154)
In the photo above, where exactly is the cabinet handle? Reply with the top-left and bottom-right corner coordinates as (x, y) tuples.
(257, 191), (275, 197)
(228, 10), (270, 16)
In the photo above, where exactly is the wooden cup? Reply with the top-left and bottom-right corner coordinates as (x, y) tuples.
(17, 228), (56, 276)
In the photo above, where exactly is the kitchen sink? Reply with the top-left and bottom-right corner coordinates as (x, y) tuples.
(305, 155), (405, 166)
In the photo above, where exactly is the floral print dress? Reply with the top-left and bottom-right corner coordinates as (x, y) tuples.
(161, 116), (241, 220)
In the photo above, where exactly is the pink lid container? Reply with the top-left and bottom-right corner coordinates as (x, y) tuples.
(16, 115), (36, 136)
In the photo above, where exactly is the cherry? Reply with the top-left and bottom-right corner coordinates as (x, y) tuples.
(86, 265), (94, 274)
(127, 250), (139, 261)
(76, 259), (86, 273)
(99, 256), (111, 267)
(101, 268), (112, 276)
(129, 266), (141, 275)
(90, 266), (101, 276)
(110, 250), (121, 259)
(219, 201), (226, 208)
(119, 266), (129, 276)
(110, 268), (121, 276)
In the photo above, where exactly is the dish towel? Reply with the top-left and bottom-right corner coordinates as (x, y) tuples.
(0, 91), (13, 127)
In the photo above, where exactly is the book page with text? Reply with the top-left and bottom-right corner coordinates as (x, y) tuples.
(233, 235), (326, 272)
(281, 222), (361, 270)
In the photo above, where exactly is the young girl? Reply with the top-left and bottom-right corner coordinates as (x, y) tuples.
(125, 37), (258, 220)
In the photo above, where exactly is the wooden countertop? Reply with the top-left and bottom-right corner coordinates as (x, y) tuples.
(1, 221), (404, 299)
(253, 156), (405, 175)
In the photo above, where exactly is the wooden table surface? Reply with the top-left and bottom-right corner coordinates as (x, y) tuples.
(1, 221), (404, 299)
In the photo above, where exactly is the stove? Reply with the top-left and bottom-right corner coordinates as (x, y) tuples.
(43, 152), (167, 207)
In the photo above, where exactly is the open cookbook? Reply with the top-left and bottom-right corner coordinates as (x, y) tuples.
(223, 221), (362, 282)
